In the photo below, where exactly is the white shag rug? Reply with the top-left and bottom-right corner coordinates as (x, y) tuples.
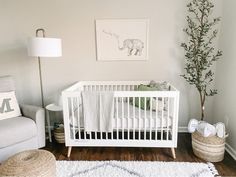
(56, 161), (218, 177)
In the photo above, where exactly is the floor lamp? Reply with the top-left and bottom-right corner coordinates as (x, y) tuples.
(27, 28), (62, 108)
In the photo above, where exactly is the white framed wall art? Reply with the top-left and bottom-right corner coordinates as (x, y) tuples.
(96, 19), (149, 61)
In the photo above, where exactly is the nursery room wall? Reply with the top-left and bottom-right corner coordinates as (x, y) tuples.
(0, 0), (222, 128)
(213, 0), (236, 158)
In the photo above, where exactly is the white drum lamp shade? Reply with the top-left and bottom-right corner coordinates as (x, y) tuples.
(27, 37), (62, 57)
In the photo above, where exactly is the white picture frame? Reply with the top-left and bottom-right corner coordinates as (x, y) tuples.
(95, 19), (149, 61)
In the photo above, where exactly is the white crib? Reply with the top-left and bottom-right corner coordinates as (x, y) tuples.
(62, 81), (179, 158)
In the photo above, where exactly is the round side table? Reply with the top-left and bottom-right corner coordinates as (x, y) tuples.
(46, 103), (63, 142)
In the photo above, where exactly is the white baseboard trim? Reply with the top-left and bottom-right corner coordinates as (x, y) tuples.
(225, 143), (236, 161)
(178, 126), (188, 133)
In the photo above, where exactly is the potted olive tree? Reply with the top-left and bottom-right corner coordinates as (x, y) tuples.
(181, 0), (225, 162)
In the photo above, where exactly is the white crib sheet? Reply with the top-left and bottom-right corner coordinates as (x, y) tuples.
(70, 102), (172, 130)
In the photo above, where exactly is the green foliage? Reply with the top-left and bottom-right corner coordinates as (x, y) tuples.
(181, 0), (222, 120)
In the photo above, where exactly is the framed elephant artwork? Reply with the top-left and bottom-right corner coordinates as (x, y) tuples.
(95, 19), (149, 61)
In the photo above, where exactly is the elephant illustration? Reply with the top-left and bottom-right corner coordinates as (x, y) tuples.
(118, 39), (144, 56)
(102, 30), (144, 56)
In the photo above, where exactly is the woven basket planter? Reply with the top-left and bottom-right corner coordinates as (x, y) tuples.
(54, 126), (65, 143)
(192, 131), (226, 162)
(0, 150), (56, 177)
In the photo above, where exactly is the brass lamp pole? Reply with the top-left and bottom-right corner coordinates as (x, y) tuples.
(36, 28), (46, 107)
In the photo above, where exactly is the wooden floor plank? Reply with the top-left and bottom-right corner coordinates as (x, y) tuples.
(44, 133), (236, 176)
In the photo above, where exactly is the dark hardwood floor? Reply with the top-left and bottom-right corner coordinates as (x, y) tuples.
(44, 133), (236, 176)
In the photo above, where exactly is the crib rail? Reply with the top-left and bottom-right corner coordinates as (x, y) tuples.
(62, 81), (179, 148)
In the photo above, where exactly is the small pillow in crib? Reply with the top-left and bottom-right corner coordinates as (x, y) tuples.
(149, 81), (169, 91)
(132, 84), (157, 110)
(151, 98), (167, 111)
(0, 91), (21, 120)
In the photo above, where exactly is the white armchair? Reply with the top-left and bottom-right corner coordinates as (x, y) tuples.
(0, 76), (45, 162)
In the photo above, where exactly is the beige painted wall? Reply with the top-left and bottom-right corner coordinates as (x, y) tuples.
(214, 0), (236, 155)
(0, 0), (222, 127)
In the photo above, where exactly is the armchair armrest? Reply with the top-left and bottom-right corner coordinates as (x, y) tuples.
(20, 104), (45, 148)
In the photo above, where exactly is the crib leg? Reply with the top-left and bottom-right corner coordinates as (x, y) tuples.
(67, 146), (72, 158)
(171, 148), (176, 159)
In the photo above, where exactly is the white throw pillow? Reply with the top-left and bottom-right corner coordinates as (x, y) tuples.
(151, 98), (167, 111)
(0, 91), (21, 120)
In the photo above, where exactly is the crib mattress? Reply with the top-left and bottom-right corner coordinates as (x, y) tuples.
(70, 102), (172, 130)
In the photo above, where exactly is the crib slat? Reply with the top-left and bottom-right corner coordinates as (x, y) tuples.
(105, 85), (108, 140)
(161, 97), (164, 140)
(106, 132), (108, 140)
(71, 98), (76, 140)
(127, 96), (130, 140)
(94, 85), (97, 141)
(116, 97), (119, 139)
(167, 98), (170, 140)
(144, 97), (147, 140)
(155, 97), (158, 140)
(111, 93), (113, 140)
(89, 86), (92, 139)
(83, 87), (87, 140)
(94, 131), (97, 140)
(150, 97), (152, 140)
(110, 85), (113, 140)
(133, 97), (135, 140)
(138, 97), (141, 140)
(99, 93), (102, 139)
(76, 97), (80, 140)
(122, 97), (124, 140)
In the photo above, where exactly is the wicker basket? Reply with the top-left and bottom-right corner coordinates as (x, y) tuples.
(192, 131), (227, 162)
(54, 126), (65, 143)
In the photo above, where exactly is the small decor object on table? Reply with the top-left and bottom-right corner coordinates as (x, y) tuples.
(46, 103), (63, 142)
(0, 150), (56, 177)
(181, 0), (224, 162)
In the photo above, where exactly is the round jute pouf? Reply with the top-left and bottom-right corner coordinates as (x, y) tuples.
(192, 131), (226, 162)
(0, 150), (56, 177)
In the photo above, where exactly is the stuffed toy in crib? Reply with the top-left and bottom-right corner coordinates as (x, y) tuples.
(188, 119), (225, 138)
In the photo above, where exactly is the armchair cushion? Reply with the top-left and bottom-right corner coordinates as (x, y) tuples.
(20, 104), (46, 148)
(0, 91), (21, 120)
(0, 117), (37, 148)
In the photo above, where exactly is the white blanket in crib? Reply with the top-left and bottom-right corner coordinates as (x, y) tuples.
(82, 91), (114, 132)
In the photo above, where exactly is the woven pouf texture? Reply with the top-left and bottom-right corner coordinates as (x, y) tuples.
(192, 131), (225, 162)
(0, 150), (56, 177)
